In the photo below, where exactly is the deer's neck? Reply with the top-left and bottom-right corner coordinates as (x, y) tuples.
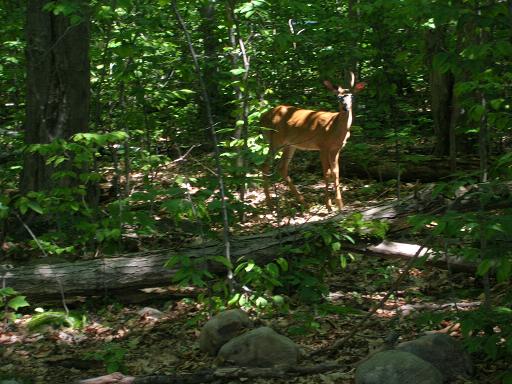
(337, 107), (353, 131)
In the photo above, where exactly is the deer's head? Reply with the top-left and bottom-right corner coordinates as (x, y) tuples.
(323, 72), (365, 112)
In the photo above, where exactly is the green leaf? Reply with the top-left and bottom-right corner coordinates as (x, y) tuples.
(228, 293), (241, 306)
(0, 287), (17, 297)
(276, 257), (288, 272)
(7, 295), (29, 311)
(230, 68), (246, 76)
(28, 201), (44, 214)
(489, 98), (504, 110)
(42, 1), (56, 12)
(321, 232), (332, 245)
(497, 258), (511, 282)
(469, 104), (485, 122)
(342, 234), (355, 244)
(210, 256), (233, 269)
(28, 311), (83, 330)
(234, 262), (248, 274)
(454, 81), (477, 97)
(245, 261), (255, 272)
(255, 296), (268, 307)
(266, 262), (279, 277)
(340, 254), (347, 269)
(477, 259), (492, 276)
(192, 274), (206, 287)
(18, 199), (28, 215)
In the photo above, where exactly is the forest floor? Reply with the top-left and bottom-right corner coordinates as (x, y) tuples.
(1, 253), (508, 383)
(1, 154), (510, 383)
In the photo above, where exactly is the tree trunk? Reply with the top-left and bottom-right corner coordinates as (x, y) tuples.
(227, 0), (251, 216)
(21, 0), (90, 194)
(199, 1), (223, 124)
(425, 27), (455, 157)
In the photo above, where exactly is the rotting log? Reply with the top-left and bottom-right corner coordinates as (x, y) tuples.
(1, 192), (482, 300)
(0, 238), (475, 301)
(353, 240), (475, 272)
(340, 155), (481, 182)
(78, 362), (348, 384)
(0, 235), (283, 300)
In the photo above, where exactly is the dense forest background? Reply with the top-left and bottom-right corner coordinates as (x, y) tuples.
(1, 0), (510, 251)
(0, 0), (511, 383)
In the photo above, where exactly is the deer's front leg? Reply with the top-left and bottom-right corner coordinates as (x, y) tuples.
(320, 151), (333, 211)
(331, 150), (343, 209)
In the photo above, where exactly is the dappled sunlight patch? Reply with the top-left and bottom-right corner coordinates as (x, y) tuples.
(0, 257), (501, 383)
(0, 330), (25, 345)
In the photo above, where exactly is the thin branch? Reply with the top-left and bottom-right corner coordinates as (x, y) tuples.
(172, 1), (233, 290)
(14, 213), (48, 258)
(310, 242), (430, 356)
(170, 144), (199, 164)
(57, 278), (70, 316)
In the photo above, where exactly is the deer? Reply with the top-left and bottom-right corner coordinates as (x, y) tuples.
(261, 72), (365, 211)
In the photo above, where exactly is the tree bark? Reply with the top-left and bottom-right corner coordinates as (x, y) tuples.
(425, 27), (455, 157)
(2, 191), (490, 300)
(226, 0), (251, 216)
(21, 0), (90, 194)
(0, 238), (475, 300)
(199, 1), (223, 124)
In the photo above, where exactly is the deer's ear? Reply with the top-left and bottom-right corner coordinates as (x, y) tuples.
(353, 82), (366, 93)
(349, 71), (355, 88)
(323, 80), (337, 92)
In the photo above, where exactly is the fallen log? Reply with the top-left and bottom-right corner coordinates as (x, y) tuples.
(0, 234), (286, 300)
(0, 196), (478, 300)
(398, 301), (481, 317)
(362, 241), (475, 272)
(77, 363), (348, 384)
(0, 238), (475, 301)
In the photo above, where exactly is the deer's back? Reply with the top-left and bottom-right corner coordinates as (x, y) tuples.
(261, 105), (346, 151)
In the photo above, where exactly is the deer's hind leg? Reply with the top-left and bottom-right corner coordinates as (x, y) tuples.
(278, 146), (305, 205)
(262, 150), (274, 207)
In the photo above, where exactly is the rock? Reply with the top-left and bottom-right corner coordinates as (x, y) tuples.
(137, 307), (164, 320)
(355, 350), (443, 384)
(396, 334), (473, 381)
(199, 309), (253, 356)
(217, 326), (301, 367)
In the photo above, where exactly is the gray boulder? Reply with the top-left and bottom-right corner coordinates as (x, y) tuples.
(199, 309), (253, 356)
(396, 333), (473, 381)
(355, 350), (443, 384)
(217, 326), (301, 367)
